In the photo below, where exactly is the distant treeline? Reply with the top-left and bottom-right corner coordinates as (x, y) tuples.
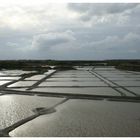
(115, 63), (140, 71)
(0, 59), (140, 71)
(0, 60), (49, 71)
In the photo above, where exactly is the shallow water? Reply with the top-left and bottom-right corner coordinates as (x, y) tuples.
(8, 81), (37, 87)
(46, 77), (101, 81)
(0, 70), (35, 76)
(25, 75), (46, 80)
(44, 70), (56, 75)
(0, 95), (64, 129)
(9, 99), (140, 137)
(0, 81), (11, 86)
(126, 87), (140, 95)
(51, 75), (95, 78)
(39, 81), (108, 87)
(8, 88), (28, 91)
(0, 77), (21, 80)
(115, 81), (140, 86)
(107, 77), (140, 81)
(1, 67), (140, 137)
(32, 87), (120, 96)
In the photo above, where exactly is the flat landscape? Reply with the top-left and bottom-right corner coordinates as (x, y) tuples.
(0, 66), (140, 137)
(0, 2), (140, 137)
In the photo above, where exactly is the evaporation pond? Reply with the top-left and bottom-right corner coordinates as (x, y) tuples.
(0, 95), (64, 129)
(10, 99), (140, 137)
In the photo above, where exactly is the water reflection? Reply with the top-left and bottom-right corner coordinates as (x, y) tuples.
(0, 95), (64, 129)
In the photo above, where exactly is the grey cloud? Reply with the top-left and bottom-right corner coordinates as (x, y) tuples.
(68, 3), (139, 22)
(71, 33), (140, 60)
(68, 3), (138, 15)
(84, 32), (140, 56)
(32, 30), (75, 50)
(0, 3), (140, 60)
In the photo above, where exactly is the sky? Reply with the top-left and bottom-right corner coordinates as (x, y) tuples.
(0, 1), (140, 60)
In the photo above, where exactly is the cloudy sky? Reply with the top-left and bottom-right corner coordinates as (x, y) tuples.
(0, 1), (140, 60)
